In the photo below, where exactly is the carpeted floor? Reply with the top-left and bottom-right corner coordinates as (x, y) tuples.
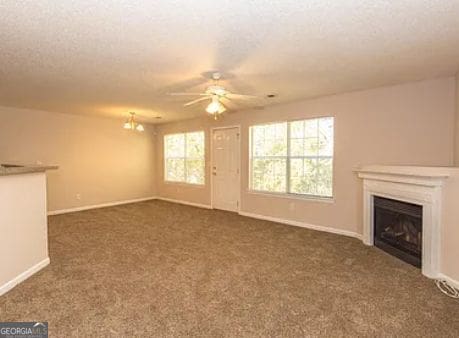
(1, 200), (458, 337)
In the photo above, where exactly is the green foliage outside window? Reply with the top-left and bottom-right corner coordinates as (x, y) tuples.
(165, 131), (205, 185)
(250, 117), (333, 197)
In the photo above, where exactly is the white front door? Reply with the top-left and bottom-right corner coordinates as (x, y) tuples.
(212, 127), (240, 212)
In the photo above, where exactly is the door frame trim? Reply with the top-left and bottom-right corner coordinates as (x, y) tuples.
(210, 125), (241, 212)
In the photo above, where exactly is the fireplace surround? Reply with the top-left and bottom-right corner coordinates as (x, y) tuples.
(357, 166), (449, 279)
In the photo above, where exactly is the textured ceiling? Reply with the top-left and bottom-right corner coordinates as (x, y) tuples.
(1, 1), (459, 124)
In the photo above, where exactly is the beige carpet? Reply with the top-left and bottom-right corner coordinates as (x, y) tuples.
(1, 200), (458, 337)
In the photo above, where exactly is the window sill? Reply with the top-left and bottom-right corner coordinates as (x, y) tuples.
(247, 190), (335, 204)
(164, 181), (206, 189)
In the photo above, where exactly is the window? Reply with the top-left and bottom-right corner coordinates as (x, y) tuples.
(250, 117), (334, 198)
(164, 131), (205, 185)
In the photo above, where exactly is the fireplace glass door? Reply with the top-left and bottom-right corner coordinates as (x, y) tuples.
(373, 196), (422, 267)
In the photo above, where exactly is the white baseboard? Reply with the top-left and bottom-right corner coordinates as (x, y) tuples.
(437, 273), (459, 290)
(47, 196), (157, 215)
(238, 211), (362, 239)
(156, 197), (212, 209)
(0, 257), (50, 297)
(48, 196), (212, 215)
(154, 198), (360, 238)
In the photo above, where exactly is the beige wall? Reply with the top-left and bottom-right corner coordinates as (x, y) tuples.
(156, 77), (456, 236)
(0, 107), (156, 212)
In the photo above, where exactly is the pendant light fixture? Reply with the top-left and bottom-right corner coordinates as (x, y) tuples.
(123, 112), (144, 132)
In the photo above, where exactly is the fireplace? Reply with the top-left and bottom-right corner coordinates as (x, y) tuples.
(358, 165), (447, 278)
(373, 196), (422, 267)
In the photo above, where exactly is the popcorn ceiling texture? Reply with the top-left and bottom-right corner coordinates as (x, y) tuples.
(1, 1), (459, 123)
(1, 200), (458, 336)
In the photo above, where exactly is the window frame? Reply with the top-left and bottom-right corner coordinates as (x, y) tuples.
(163, 130), (206, 186)
(249, 116), (334, 200)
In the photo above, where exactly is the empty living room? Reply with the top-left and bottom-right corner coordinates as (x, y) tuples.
(1, 1), (459, 337)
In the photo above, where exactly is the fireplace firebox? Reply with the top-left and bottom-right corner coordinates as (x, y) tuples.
(373, 196), (422, 267)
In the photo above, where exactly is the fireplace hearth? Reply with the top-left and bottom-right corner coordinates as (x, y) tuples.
(373, 196), (422, 267)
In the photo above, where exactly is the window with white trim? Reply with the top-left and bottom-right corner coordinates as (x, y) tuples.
(164, 131), (205, 185)
(249, 117), (334, 198)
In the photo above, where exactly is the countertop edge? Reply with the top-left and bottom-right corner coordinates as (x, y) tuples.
(0, 165), (59, 177)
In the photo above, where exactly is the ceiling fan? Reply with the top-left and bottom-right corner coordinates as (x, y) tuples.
(169, 72), (258, 118)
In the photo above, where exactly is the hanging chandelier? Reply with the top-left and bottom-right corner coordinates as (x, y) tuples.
(123, 112), (144, 132)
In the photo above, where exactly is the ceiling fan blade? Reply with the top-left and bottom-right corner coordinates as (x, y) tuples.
(184, 97), (210, 106)
(220, 97), (238, 110)
(225, 93), (259, 100)
(221, 96), (265, 113)
(169, 92), (209, 96)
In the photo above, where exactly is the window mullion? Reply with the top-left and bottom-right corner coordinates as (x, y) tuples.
(315, 119), (320, 194)
(286, 122), (291, 194)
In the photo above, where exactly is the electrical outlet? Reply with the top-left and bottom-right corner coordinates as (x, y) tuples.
(76, 194), (81, 200)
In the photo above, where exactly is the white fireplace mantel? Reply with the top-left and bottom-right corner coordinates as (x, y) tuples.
(356, 165), (450, 279)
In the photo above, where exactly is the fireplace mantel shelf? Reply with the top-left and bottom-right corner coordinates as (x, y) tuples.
(355, 165), (451, 178)
(355, 165), (450, 187)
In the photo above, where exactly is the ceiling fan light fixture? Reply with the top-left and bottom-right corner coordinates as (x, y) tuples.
(206, 102), (219, 114)
(170, 71), (258, 119)
(206, 96), (225, 115)
(218, 104), (226, 114)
